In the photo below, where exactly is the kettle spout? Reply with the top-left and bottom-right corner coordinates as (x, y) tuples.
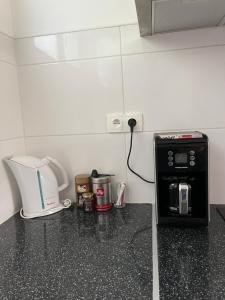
(4, 156), (20, 177)
(3, 155), (14, 169)
(4, 155), (13, 162)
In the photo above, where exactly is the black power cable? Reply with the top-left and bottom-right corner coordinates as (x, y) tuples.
(127, 118), (155, 184)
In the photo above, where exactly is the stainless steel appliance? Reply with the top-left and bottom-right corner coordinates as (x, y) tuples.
(154, 132), (209, 226)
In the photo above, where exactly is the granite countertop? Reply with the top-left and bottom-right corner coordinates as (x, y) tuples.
(1, 204), (225, 300)
(0, 204), (152, 300)
(158, 205), (225, 300)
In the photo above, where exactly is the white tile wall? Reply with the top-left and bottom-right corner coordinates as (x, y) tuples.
(0, 32), (15, 64)
(13, 0), (137, 38)
(0, 61), (23, 140)
(0, 0), (13, 37)
(121, 24), (225, 55)
(125, 132), (155, 203)
(16, 27), (121, 65)
(1, 0), (225, 208)
(25, 134), (127, 201)
(123, 46), (225, 132)
(0, 138), (25, 224)
(204, 129), (225, 204)
(0, 1), (25, 224)
(19, 56), (123, 136)
(15, 23), (225, 205)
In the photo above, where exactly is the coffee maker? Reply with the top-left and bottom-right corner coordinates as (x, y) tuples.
(154, 132), (209, 226)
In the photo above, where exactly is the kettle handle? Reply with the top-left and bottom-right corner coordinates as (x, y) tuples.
(43, 156), (69, 192)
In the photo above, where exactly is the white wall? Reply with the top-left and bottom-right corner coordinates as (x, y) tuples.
(11, 1), (225, 205)
(15, 17), (225, 204)
(0, 0), (14, 37)
(13, 0), (137, 38)
(0, 1), (25, 224)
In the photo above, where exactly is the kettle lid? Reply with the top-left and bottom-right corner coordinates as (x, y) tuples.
(9, 156), (46, 169)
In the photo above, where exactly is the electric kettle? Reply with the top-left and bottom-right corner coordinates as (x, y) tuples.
(5, 156), (71, 219)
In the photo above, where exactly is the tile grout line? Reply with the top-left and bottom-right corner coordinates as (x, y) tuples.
(10, 0), (17, 42)
(24, 126), (225, 139)
(121, 42), (225, 57)
(25, 132), (114, 138)
(0, 58), (16, 66)
(17, 54), (122, 67)
(152, 204), (160, 300)
(119, 26), (128, 184)
(15, 58), (27, 154)
(17, 42), (225, 68)
(0, 136), (24, 143)
(14, 23), (138, 40)
(0, 30), (14, 39)
(119, 26), (124, 112)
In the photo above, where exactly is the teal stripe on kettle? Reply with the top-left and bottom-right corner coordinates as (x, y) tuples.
(37, 170), (45, 209)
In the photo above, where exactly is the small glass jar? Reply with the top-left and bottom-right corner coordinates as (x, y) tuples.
(83, 193), (95, 212)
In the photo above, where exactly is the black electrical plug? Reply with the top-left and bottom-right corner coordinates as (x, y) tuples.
(128, 118), (137, 133)
(126, 118), (155, 184)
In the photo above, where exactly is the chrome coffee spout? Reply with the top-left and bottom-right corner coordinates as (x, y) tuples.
(179, 183), (190, 215)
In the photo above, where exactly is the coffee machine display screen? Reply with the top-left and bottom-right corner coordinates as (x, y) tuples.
(175, 153), (188, 164)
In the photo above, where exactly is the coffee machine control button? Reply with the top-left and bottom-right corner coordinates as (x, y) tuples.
(190, 161), (195, 166)
(168, 151), (173, 156)
(168, 162), (173, 167)
(190, 156), (195, 161)
(168, 156), (173, 161)
(189, 150), (195, 155)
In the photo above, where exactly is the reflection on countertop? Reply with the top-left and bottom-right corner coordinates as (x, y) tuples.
(0, 204), (152, 300)
(158, 205), (225, 300)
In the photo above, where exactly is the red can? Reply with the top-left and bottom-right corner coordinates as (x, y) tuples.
(91, 176), (112, 211)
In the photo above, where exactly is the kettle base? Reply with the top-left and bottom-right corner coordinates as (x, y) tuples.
(20, 204), (68, 219)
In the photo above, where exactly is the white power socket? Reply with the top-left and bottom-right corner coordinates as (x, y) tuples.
(107, 113), (123, 132)
(107, 112), (143, 133)
(124, 112), (143, 132)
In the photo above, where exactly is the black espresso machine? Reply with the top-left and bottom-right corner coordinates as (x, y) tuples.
(154, 132), (209, 226)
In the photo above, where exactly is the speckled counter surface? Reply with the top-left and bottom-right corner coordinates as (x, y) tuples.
(157, 205), (225, 300)
(0, 204), (152, 300)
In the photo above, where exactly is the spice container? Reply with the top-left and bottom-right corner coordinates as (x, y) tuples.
(75, 174), (90, 208)
(83, 193), (95, 212)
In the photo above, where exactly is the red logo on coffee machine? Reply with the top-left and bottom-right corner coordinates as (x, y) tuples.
(97, 188), (104, 197)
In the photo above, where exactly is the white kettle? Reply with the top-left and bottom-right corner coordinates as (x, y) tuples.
(5, 155), (71, 219)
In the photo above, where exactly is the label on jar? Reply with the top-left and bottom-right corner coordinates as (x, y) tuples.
(96, 188), (104, 197)
(77, 184), (88, 193)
